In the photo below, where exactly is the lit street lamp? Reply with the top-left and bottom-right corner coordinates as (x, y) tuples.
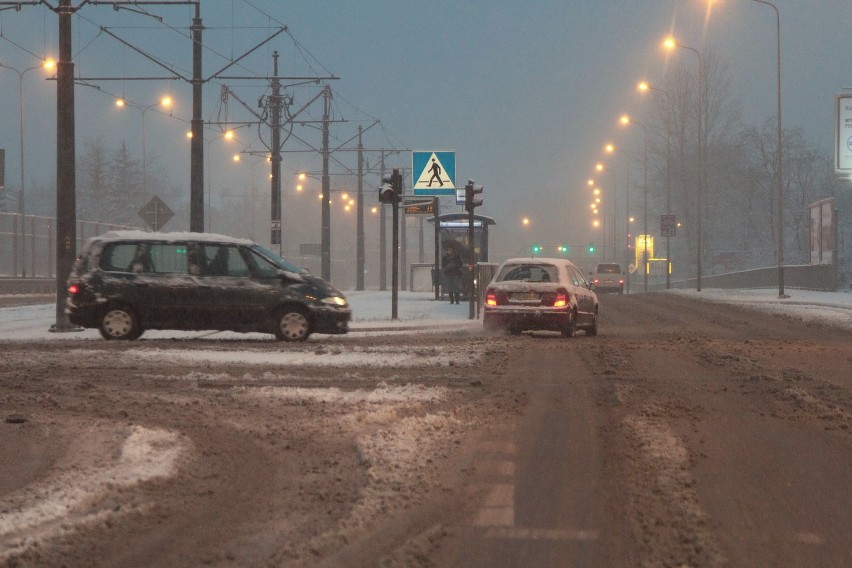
(187, 129), (236, 231)
(638, 80), (673, 289)
(663, 36), (703, 292)
(605, 142), (631, 294)
(117, 95), (172, 203)
(0, 57), (55, 277)
(620, 114), (650, 292)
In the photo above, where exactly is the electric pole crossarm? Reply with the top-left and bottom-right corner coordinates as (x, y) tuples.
(99, 26), (191, 82)
(207, 27), (286, 80)
(217, 75), (338, 82)
(331, 120), (379, 153)
(220, 86), (265, 121)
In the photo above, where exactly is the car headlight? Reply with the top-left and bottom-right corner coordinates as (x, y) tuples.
(321, 296), (347, 306)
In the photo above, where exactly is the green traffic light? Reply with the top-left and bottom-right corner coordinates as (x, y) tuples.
(558, 245), (568, 253)
(532, 244), (542, 254)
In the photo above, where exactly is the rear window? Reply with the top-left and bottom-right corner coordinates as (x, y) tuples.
(497, 264), (557, 283)
(596, 264), (622, 274)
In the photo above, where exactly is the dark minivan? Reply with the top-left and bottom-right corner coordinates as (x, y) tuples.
(66, 231), (351, 341)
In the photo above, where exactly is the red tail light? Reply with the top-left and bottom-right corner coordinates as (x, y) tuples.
(485, 290), (497, 306)
(68, 284), (80, 295)
(554, 290), (568, 308)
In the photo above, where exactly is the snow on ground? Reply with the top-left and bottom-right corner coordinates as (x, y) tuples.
(0, 426), (189, 562)
(0, 288), (849, 345)
(664, 288), (852, 331)
(0, 291), (480, 342)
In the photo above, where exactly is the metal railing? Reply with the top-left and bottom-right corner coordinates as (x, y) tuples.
(0, 211), (139, 278)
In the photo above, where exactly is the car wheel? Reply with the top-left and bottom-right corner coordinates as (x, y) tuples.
(99, 306), (143, 340)
(275, 307), (311, 342)
(562, 309), (576, 338)
(587, 309), (598, 336)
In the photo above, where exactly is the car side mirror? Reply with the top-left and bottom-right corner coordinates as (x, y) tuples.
(589, 282), (597, 291)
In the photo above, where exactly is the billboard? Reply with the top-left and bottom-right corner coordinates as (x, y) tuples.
(835, 95), (852, 172)
(809, 198), (835, 265)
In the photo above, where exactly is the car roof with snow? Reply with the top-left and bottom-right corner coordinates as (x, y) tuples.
(88, 230), (255, 246)
(499, 257), (578, 266)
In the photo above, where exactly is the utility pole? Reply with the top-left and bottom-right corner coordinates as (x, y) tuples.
(379, 155), (386, 290)
(356, 125), (365, 290)
(321, 86), (331, 280)
(270, 51), (283, 251)
(51, 0), (76, 332)
(189, 2), (203, 231)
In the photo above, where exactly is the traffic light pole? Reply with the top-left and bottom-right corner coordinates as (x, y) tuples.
(433, 197), (440, 301)
(391, 191), (399, 321)
(467, 205), (475, 320)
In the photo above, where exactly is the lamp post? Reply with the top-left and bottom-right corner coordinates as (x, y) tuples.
(187, 129), (235, 232)
(638, 81), (673, 289)
(664, 37), (703, 292)
(620, 115), (649, 292)
(0, 58), (54, 277)
(117, 95), (172, 205)
(605, 143), (631, 294)
(751, 0), (784, 297)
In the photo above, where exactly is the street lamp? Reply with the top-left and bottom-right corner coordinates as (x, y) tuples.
(187, 129), (236, 231)
(620, 114), (650, 292)
(117, 95), (172, 204)
(605, 142), (631, 293)
(638, 80), (673, 289)
(0, 58), (54, 277)
(751, 0), (785, 298)
(664, 36), (703, 292)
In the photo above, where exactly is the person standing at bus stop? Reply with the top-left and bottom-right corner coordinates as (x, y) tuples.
(442, 246), (463, 304)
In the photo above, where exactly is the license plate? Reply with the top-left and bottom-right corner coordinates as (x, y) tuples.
(510, 292), (538, 301)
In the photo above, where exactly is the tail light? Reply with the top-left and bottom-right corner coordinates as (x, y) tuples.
(553, 288), (569, 308)
(68, 284), (80, 295)
(619, 279), (624, 285)
(485, 289), (497, 306)
(593, 278), (600, 285)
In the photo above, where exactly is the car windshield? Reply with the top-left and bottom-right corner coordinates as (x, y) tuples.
(498, 264), (557, 283)
(596, 264), (621, 274)
(250, 245), (307, 274)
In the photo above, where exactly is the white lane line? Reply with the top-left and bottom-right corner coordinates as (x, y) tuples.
(484, 527), (599, 541)
(474, 483), (515, 527)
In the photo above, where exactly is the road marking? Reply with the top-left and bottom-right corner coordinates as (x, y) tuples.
(484, 527), (599, 541)
(474, 483), (514, 527)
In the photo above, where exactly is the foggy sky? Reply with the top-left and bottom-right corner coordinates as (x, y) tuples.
(0, 0), (849, 272)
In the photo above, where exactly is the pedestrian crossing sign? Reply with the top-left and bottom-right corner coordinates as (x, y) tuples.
(413, 151), (455, 195)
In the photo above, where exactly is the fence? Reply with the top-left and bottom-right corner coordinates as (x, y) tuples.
(0, 211), (140, 278)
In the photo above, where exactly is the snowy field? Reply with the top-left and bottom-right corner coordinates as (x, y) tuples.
(0, 288), (849, 344)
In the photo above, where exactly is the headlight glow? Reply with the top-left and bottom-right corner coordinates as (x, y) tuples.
(321, 296), (347, 306)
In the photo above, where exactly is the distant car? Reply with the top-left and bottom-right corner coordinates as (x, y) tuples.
(483, 257), (598, 337)
(592, 263), (624, 294)
(65, 231), (351, 341)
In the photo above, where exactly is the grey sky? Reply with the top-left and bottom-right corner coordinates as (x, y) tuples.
(0, 0), (849, 264)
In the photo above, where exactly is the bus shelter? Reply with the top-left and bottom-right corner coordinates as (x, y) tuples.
(427, 213), (496, 298)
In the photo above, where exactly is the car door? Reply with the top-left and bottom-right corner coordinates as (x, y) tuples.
(196, 243), (266, 329)
(567, 265), (595, 324)
(144, 241), (196, 328)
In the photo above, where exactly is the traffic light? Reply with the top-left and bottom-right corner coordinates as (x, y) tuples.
(379, 168), (403, 204)
(532, 244), (542, 255)
(587, 244), (596, 254)
(557, 245), (569, 254)
(464, 179), (483, 212)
